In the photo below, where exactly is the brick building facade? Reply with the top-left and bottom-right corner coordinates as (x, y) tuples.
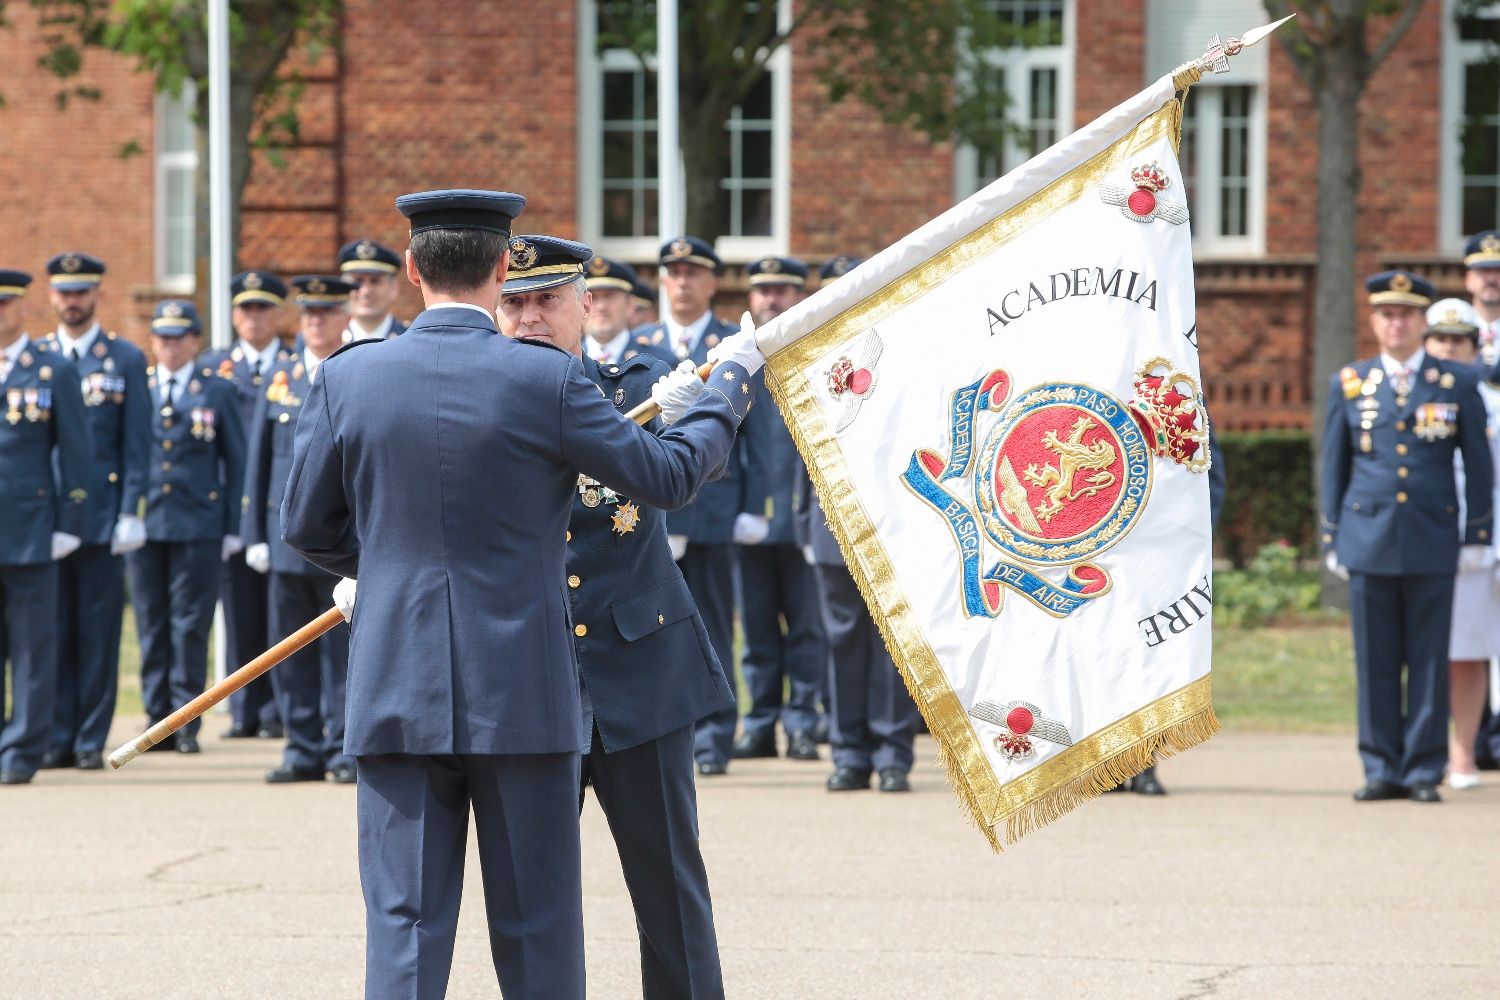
(0, 1), (1485, 431)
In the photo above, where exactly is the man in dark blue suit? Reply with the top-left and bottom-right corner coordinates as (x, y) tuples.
(242, 276), (357, 784)
(37, 252), (151, 770)
(634, 235), (748, 775)
(583, 255), (671, 366)
(1322, 270), (1495, 803)
(733, 255), (827, 764)
(126, 301), (246, 754)
(339, 238), (408, 342)
(280, 191), (758, 1000)
(0, 269), (93, 784)
(201, 270), (292, 740)
(499, 235), (732, 1000)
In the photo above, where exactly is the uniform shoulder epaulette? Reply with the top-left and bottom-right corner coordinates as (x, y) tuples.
(35, 340), (52, 352)
(516, 337), (571, 357)
(614, 353), (662, 376)
(328, 339), (381, 361)
(106, 331), (117, 340)
(146, 365), (155, 376)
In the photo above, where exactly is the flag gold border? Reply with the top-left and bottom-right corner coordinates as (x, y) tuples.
(765, 98), (1217, 850)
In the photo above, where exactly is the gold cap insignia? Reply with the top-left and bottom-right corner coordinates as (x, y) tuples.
(1444, 309), (1461, 325)
(163, 301), (184, 318)
(1390, 273), (1413, 293)
(356, 240), (377, 260)
(243, 271), (263, 290)
(307, 278), (327, 294)
(759, 257), (781, 274)
(589, 256), (610, 276)
(1484, 234), (1500, 253)
(669, 238), (692, 258)
(60, 253), (82, 273)
(510, 238), (538, 270)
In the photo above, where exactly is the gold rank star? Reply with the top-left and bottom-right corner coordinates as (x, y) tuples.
(721, 371), (736, 382)
(740, 383), (749, 395)
(611, 502), (640, 536)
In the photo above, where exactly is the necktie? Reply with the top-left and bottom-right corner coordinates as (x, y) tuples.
(1393, 365), (1411, 397)
(69, 345), (81, 363)
(675, 329), (692, 360)
(161, 376), (176, 409)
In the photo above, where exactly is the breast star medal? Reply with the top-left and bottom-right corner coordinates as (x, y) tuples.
(611, 502), (640, 535)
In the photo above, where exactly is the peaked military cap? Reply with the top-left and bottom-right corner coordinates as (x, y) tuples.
(150, 299), (202, 337)
(819, 255), (863, 284)
(0, 268), (33, 300)
(631, 275), (656, 306)
(46, 251), (106, 291)
(1365, 270), (1434, 309)
(231, 270), (288, 307)
(1465, 231), (1500, 270)
(395, 189), (526, 237)
(583, 255), (640, 294)
(292, 275), (355, 309)
(747, 255), (808, 288)
(659, 235), (721, 272)
(1425, 298), (1480, 338)
(503, 235), (592, 294)
(339, 238), (401, 276)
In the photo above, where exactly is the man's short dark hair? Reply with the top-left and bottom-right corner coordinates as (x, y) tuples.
(409, 228), (508, 294)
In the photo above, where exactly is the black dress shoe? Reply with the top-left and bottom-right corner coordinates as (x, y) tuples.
(265, 765), (326, 784)
(1476, 755), (1499, 772)
(826, 767), (871, 791)
(330, 763), (358, 785)
(785, 731), (821, 761)
(74, 751), (104, 770)
(0, 770), (33, 785)
(1408, 782), (1442, 803)
(256, 722), (285, 740)
(1132, 767), (1166, 795)
(877, 768), (911, 792)
(731, 732), (777, 759)
(1353, 780), (1407, 801)
(222, 722), (258, 739)
(175, 735), (201, 754)
(696, 759), (728, 776)
(38, 750), (75, 769)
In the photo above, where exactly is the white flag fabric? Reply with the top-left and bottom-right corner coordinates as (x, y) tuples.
(757, 71), (1217, 849)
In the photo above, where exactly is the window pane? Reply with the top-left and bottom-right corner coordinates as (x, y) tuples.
(1466, 61), (1500, 117)
(739, 188), (773, 237)
(740, 129), (772, 179)
(741, 75), (773, 121)
(1459, 15), (1500, 43)
(602, 131), (635, 180)
(1465, 184), (1499, 235)
(1217, 86), (1252, 238)
(1463, 122), (1500, 177)
(602, 189), (635, 237)
(163, 166), (195, 280)
(603, 70), (638, 122)
(1180, 96), (1199, 213)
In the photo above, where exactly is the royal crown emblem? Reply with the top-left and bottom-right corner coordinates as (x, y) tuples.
(60, 253), (82, 273)
(1443, 308), (1463, 326)
(589, 256), (610, 276)
(1099, 161), (1189, 225)
(1390, 273), (1413, 293)
(759, 257), (781, 274)
(968, 700), (1074, 762)
(355, 240), (377, 260)
(669, 238), (692, 259)
(1484, 234), (1500, 253)
(243, 271), (263, 290)
(902, 360), (1210, 619)
(307, 278), (327, 294)
(510, 238), (538, 270)
(824, 328), (883, 432)
(162, 302), (183, 318)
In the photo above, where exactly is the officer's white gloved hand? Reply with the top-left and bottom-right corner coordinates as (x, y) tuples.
(220, 535), (245, 561)
(1324, 551), (1349, 582)
(245, 543), (271, 575)
(801, 544), (817, 566)
(705, 311), (765, 377)
(110, 514), (147, 555)
(651, 360), (706, 425)
(1458, 544), (1495, 574)
(51, 532), (82, 562)
(667, 534), (689, 561)
(733, 512), (771, 545)
(333, 577), (357, 622)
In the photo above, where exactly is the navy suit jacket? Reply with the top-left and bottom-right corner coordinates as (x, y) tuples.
(1321, 356), (1494, 575)
(141, 365), (246, 542)
(201, 340), (296, 434)
(740, 370), (802, 545)
(37, 330), (150, 544)
(0, 340), (92, 565)
(568, 354), (736, 752)
(279, 305), (750, 757)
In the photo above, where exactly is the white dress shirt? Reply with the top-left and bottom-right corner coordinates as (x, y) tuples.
(158, 360), (196, 407)
(55, 322), (101, 362)
(345, 313), (395, 343)
(0, 333), (30, 383)
(587, 329), (631, 365)
(665, 312), (712, 359)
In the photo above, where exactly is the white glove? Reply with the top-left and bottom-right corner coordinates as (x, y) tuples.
(110, 514), (147, 555)
(705, 311), (765, 377)
(220, 535), (245, 561)
(1324, 551), (1348, 582)
(667, 534), (689, 561)
(802, 544), (817, 566)
(1458, 544), (1495, 574)
(51, 532), (82, 561)
(733, 512), (771, 545)
(245, 543), (271, 575)
(333, 577), (357, 622)
(650, 360), (706, 425)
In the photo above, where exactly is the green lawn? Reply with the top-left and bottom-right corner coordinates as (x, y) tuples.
(1211, 621), (1356, 733)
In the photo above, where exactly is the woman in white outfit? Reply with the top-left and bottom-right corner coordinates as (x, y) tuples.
(1423, 299), (1500, 789)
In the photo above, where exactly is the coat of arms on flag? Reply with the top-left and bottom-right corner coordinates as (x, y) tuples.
(748, 29), (1292, 847)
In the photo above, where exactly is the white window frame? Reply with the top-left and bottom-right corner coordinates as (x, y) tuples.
(155, 86), (198, 294)
(1180, 79), (1267, 258)
(952, 0), (1076, 201)
(1441, 0), (1500, 254)
(577, 0), (790, 263)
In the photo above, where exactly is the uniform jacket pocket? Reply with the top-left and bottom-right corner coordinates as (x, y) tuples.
(610, 573), (697, 641)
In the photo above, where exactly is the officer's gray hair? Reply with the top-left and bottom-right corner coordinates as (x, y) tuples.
(409, 228), (508, 294)
(571, 276), (588, 302)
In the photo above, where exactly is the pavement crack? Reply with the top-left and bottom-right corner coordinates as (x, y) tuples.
(145, 847), (223, 883)
(1177, 964), (1248, 1000)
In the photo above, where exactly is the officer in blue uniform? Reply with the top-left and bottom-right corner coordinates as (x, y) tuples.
(280, 190), (758, 1000)
(583, 255), (670, 365)
(630, 272), (660, 333)
(0, 270), (92, 785)
(127, 301), (246, 754)
(499, 235), (732, 1000)
(37, 251), (151, 770)
(733, 255), (827, 763)
(201, 270), (292, 739)
(634, 235), (748, 775)
(1322, 270), (1495, 803)
(242, 276), (357, 784)
(339, 238), (408, 342)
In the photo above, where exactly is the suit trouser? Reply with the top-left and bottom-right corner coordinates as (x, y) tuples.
(128, 540), (220, 738)
(737, 543), (826, 740)
(817, 564), (917, 775)
(269, 571), (351, 771)
(681, 544), (739, 765)
(222, 554), (278, 729)
(0, 562), (59, 776)
(582, 724), (724, 1000)
(356, 752), (585, 1000)
(52, 543), (124, 754)
(1349, 571), (1452, 786)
